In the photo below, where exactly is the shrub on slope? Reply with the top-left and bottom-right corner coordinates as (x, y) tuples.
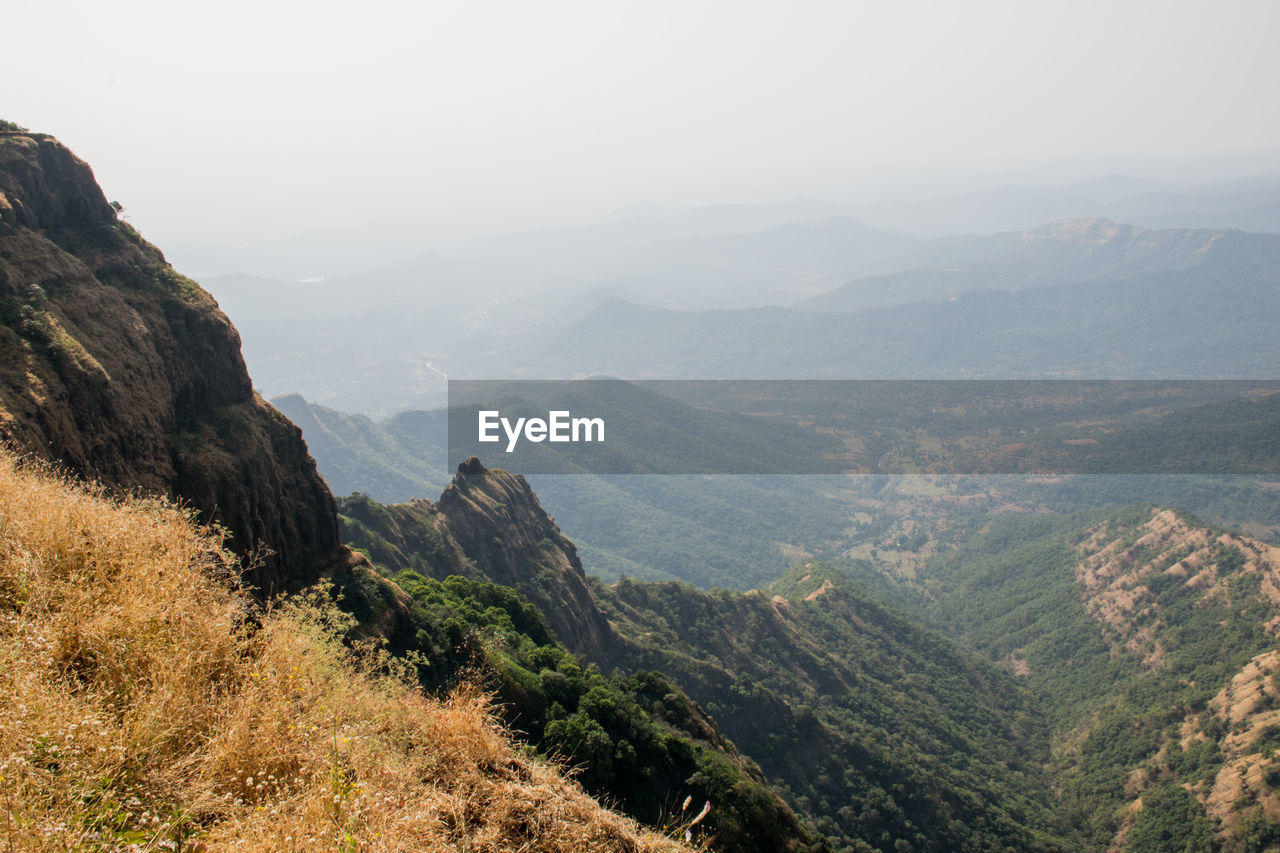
(0, 452), (683, 851)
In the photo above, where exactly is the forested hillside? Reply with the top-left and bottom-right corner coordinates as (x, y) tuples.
(903, 506), (1280, 850)
(340, 462), (1072, 851)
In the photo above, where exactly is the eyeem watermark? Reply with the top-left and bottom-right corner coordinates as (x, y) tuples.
(478, 410), (605, 452)
(447, 378), (1280, 475)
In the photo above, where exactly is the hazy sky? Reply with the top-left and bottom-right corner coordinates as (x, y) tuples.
(8, 0), (1280, 245)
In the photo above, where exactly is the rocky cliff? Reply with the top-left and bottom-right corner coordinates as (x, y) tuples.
(0, 129), (807, 850)
(340, 457), (620, 657)
(0, 130), (342, 592)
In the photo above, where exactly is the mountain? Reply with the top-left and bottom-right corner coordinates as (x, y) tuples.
(0, 130), (341, 593)
(15, 127), (1280, 851)
(534, 221), (1280, 379)
(895, 506), (1280, 850)
(341, 460), (1071, 851)
(336, 459), (820, 851)
(0, 128), (723, 851)
(341, 457), (618, 658)
(802, 218), (1273, 314)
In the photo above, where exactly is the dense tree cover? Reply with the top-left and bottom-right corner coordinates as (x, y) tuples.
(905, 506), (1280, 849)
(341, 565), (820, 852)
(335, 457), (1280, 851)
(1125, 785), (1216, 852)
(593, 566), (1069, 852)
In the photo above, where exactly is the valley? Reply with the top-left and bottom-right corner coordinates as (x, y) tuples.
(3, 125), (1280, 851)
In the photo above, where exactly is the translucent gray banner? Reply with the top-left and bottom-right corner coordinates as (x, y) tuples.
(446, 379), (1280, 475)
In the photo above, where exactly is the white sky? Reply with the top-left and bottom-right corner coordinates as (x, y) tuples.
(7, 0), (1280, 245)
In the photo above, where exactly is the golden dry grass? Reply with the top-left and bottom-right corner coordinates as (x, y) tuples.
(0, 452), (685, 852)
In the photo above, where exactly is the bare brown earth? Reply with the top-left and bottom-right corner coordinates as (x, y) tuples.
(1071, 508), (1280, 846)
(1075, 509), (1280, 666)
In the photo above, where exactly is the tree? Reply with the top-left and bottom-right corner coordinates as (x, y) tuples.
(1125, 784), (1216, 852)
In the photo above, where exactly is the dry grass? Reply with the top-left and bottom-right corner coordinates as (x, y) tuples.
(0, 452), (685, 852)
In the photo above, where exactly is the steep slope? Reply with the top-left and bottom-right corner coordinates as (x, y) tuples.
(0, 130), (341, 592)
(596, 565), (1066, 852)
(337, 460), (820, 851)
(918, 506), (1280, 850)
(340, 458), (619, 659)
(0, 449), (685, 852)
(340, 462), (1070, 851)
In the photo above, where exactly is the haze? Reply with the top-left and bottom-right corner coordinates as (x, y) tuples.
(8, 0), (1280, 254)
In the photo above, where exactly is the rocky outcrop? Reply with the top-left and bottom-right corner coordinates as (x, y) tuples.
(0, 130), (342, 593)
(441, 458), (618, 655)
(340, 458), (620, 657)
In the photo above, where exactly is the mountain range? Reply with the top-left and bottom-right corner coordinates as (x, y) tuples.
(200, 208), (1280, 415)
(5, 128), (1280, 851)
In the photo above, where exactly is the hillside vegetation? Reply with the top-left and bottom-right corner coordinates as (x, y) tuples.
(596, 565), (1067, 852)
(337, 461), (821, 852)
(0, 451), (685, 851)
(340, 462), (1069, 852)
(9, 127), (1280, 852)
(914, 506), (1280, 850)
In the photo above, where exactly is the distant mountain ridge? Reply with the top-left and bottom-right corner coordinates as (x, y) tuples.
(803, 217), (1280, 314)
(208, 210), (1280, 415)
(536, 220), (1280, 380)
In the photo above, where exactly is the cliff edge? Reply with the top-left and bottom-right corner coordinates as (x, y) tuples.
(0, 130), (341, 592)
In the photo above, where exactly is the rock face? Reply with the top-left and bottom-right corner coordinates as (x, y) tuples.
(0, 131), (342, 593)
(441, 458), (619, 655)
(340, 458), (619, 657)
